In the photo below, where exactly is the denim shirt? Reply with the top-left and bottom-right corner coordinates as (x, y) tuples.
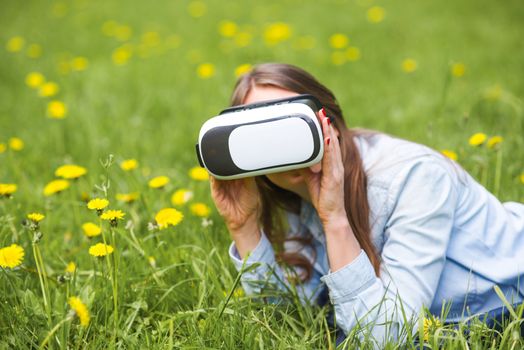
(228, 132), (524, 344)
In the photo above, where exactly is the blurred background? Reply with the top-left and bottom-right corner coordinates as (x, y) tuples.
(1, 0), (523, 346)
(1, 0), (523, 193)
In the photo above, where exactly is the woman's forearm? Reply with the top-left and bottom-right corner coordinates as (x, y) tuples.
(230, 219), (261, 260)
(323, 215), (362, 272)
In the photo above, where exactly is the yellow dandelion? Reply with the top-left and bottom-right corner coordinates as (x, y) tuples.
(219, 20), (238, 37)
(71, 57), (88, 71)
(89, 243), (114, 257)
(100, 209), (125, 227)
(27, 212), (45, 223)
(8, 137), (24, 151)
(402, 58), (418, 73)
(187, 1), (207, 18)
(487, 136), (503, 149)
(0, 244), (25, 269)
(55, 164), (87, 179)
(367, 6), (386, 23)
(197, 63), (215, 79)
(82, 222), (102, 237)
(423, 317), (442, 342)
(0, 143), (6, 153)
(264, 22), (292, 46)
(47, 100), (67, 119)
(68, 296), (90, 327)
(155, 208), (184, 229)
(25, 72), (45, 88)
(38, 82), (59, 97)
(329, 33), (349, 49)
(331, 51), (346, 66)
(87, 198), (109, 211)
(26, 43), (42, 58)
(189, 166), (209, 181)
(65, 262), (76, 273)
(234, 63), (252, 77)
(346, 47), (361, 61)
(451, 62), (466, 77)
(116, 192), (139, 203)
(190, 203), (211, 217)
(171, 189), (193, 206)
(43, 179), (70, 196)
(468, 132), (487, 147)
(149, 175), (170, 189)
(441, 150), (458, 161)
(6, 36), (25, 52)
(520, 173), (524, 184)
(120, 159), (138, 171)
(112, 45), (133, 65)
(0, 183), (17, 197)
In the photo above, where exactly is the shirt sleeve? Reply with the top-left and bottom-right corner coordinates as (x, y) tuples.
(228, 216), (325, 306)
(319, 158), (458, 345)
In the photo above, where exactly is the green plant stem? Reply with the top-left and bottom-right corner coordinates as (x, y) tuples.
(33, 243), (52, 327)
(40, 315), (73, 348)
(494, 148), (503, 197)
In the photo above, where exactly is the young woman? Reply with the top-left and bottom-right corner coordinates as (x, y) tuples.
(209, 63), (524, 345)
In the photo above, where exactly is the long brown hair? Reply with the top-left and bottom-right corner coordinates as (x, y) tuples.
(230, 63), (380, 281)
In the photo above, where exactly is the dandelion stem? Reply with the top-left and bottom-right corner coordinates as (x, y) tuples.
(33, 243), (52, 326)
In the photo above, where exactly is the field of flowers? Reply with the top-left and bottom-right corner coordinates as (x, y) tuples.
(1, 0), (523, 348)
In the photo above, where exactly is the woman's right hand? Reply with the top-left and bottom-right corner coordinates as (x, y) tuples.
(209, 176), (261, 235)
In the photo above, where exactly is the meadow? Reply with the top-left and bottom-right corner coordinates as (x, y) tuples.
(1, 0), (524, 348)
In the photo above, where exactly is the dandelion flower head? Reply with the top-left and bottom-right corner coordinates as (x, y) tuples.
(189, 166), (209, 181)
(155, 208), (184, 229)
(148, 176), (170, 189)
(88, 243), (114, 257)
(0, 183), (17, 197)
(82, 222), (102, 237)
(43, 179), (70, 196)
(440, 150), (458, 161)
(171, 189), (193, 206)
(190, 203), (211, 217)
(68, 296), (90, 327)
(468, 132), (487, 147)
(0, 244), (25, 269)
(120, 159), (138, 171)
(55, 164), (87, 179)
(66, 262), (76, 273)
(87, 198), (109, 211)
(27, 212), (45, 223)
(9, 137), (24, 151)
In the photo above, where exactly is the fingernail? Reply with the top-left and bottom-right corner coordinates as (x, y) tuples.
(326, 137), (331, 145)
(320, 107), (326, 118)
(327, 117), (331, 126)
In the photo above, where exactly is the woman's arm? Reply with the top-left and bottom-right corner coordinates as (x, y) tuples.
(228, 215), (326, 306)
(320, 159), (458, 345)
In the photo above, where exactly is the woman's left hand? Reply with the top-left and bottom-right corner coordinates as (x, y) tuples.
(299, 108), (348, 226)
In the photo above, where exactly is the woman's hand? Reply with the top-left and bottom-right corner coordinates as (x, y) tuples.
(209, 176), (261, 234)
(299, 108), (347, 226)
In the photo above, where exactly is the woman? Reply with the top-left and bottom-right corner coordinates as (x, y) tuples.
(209, 63), (524, 345)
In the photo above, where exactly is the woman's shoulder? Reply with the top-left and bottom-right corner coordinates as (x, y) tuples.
(352, 130), (464, 191)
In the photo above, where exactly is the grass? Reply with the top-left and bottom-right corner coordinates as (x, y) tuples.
(1, 0), (524, 348)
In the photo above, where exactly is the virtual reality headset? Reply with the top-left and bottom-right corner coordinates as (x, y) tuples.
(195, 94), (324, 180)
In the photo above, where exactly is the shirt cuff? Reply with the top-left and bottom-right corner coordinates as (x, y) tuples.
(228, 230), (277, 272)
(320, 249), (376, 303)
